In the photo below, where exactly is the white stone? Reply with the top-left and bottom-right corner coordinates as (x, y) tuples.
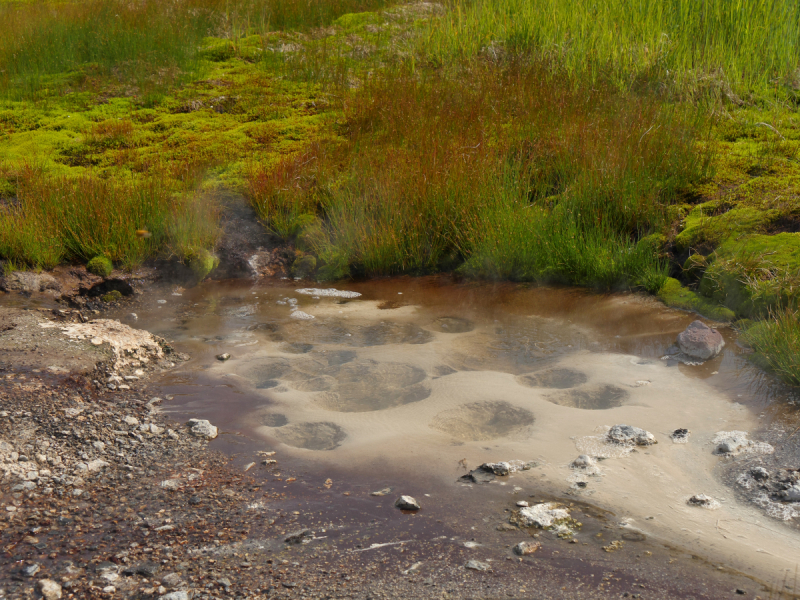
(517, 502), (570, 528)
(187, 419), (218, 440)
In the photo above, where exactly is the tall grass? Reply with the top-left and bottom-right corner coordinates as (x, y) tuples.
(248, 63), (708, 287)
(0, 0), (392, 97)
(425, 0), (800, 96)
(745, 309), (800, 387)
(0, 167), (220, 269)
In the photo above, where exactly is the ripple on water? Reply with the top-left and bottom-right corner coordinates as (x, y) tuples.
(516, 368), (588, 389)
(274, 422), (347, 451)
(546, 384), (628, 410)
(430, 400), (535, 441)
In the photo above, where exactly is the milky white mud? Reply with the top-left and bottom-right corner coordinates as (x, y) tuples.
(141, 284), (800, 585)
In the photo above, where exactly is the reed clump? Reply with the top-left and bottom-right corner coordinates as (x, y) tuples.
(249, 63), (709, 288)
(0, 167), (220, 269)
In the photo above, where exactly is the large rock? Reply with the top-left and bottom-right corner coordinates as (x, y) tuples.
(1, 271), (60, 293)
(676, 320), (725, 360)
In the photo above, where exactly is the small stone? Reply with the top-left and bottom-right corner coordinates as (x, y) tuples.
(38, 579), (62, 600)
(160, 479), (181, 491)
(516, 501), (529, 507)
(91, 338), (104, 346)
(749, 467), (769, 482)
(687, 494), (720, 509)
(607, 424), (656, 446)
(187, 418), (218, 439)
(513, 541), (541, 556)
(780, 484), (800, 502)
(670, 428), (690, 443)
(93, 441), (106, 452)
(676, 320), (725, 360)
(135, 562), (160, 577)
(465, 560), (491, 572)
(480, 462), (510, 476)
(217, 577), (232, 588)
(571, 454), (596, 468)
(160, 573), (183, 589)
(21, 562), (41, 577)
(102, 586), (116, 593)
(123, 416), (139, 426)
(516, 502), (570, 528)
(284, 529), (312, 544)
(216, 353), (231, 361)
(395, 495), (421, 511)
(86, 459), (109, 472)
(370, 487), (392, 496)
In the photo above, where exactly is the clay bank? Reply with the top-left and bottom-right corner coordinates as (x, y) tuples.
(1, 276), (800, 599)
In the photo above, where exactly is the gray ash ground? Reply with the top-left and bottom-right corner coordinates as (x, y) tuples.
(0, 367), (771, 600)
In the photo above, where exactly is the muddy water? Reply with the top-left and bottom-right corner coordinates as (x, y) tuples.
(120, 276), (800, 587)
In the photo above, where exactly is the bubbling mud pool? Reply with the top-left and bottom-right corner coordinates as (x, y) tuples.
(119, 277), (800, 587)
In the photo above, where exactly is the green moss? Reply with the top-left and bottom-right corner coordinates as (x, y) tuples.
(674, 204), (779, 252)
(188, 249), (218, 280)
(291, 253), (317, 279)
(101, 289), (123, 302)
(86, 255), (113, 277)
(698, 233), (800, 317)
(657, 277), (735, 322)
(682, 253), (708, 283)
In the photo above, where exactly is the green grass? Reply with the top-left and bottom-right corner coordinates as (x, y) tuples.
(744, 310), (800, 386)
(249, 63), (708, 288)
(424, 0), (800, 97)
(0, 167), (220, 269)
(0, 0), (393, 99)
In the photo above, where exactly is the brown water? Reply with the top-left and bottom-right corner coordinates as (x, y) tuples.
(112, 275), (800, 588)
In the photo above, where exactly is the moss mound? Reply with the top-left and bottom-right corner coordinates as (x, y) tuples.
(86, 256), (113, 278)
(657, 277), (735, 322)
(101, 290), (123, 303)
(188, 249), (219, 281)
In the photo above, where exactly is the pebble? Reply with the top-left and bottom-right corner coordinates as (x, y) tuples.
(216, 353), (231, 361)
(21, 562), (41, 576)
(395, 495), (421, 511)
(124, 416), (140, 426)
(465, 560), (491, 572)
(38, 579), (63, 600)
(160, 593), (189, 600)
(513, 541), (541, 556)
(284, 529), (312, 544)
(187, 419), (218, 440)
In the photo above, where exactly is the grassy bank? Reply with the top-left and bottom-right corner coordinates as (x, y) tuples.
(249, 64), (707, 290)
(0, 0), (799, 384)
